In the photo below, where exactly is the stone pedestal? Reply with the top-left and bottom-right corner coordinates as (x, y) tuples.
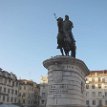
(43, 56), (89, 107)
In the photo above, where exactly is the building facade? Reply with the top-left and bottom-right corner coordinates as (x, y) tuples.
(0, 68), (19, 104)
(0, 68), (40, 107)
(18, 79), (39, 107)
(86, 70), (107, 107)
(39, 76), (48, 107)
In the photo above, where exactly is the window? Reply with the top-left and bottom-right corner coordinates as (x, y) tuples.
(18, 100), (20, 104)
(60, 84), (65, 88)
(92, 100), (96, 105)
(98, 77), (101, 82)
(92, 92), (96, 97)
(86, 92), (89, 96)
(86, 84), (89, 89)
(98, 84), (101, 89)
(4, 87), (6, 92)
(7, 97), (9, 102)
(99, 100), (102, 106)
(11, 97), (13, 102)
(4, 79), (7, 84)
(23, 99), (25, 104)
(9, 79), (11, 83)
(0, 78), (2, 83)
(11, 89), (14, 94)
(15, 90), (17, 95)
(102, 78), (105, 82)
(12, 81), (14, 86)
(16, 82), (18, 86)
(8, 89), (10, 93)
(0, 87), (2, 92)
(42, 85), (45, 88)
(19, 86), (21, 90)
(86, 100), (89, 105)
(92, 78), (95, 82)
(41, 100), (45, 104)
(98, 92), (102, 97)
(42, 93), (45, 97)
(105, 100), (107, 105)
(24, 86), (26, 90)
(105, 85), (107, 88)
(22, 93), (26, 97)
(92, 84), (95, 89)
(105, 92), (107, 96)
(3, 95), (5, 101)
(14, 98), (16, 103)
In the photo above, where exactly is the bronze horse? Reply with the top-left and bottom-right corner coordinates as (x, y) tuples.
(57, 17), (76, 57)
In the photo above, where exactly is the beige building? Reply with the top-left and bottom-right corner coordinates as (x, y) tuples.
(39, 76), (48, 107)
(86, 70), (107, 107)
(0, 68), (18, 104)
(18, 79), (39, 107)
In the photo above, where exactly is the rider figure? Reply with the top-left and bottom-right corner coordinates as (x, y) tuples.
(63, 15), (76, 58)
(63, 15), (75, 44)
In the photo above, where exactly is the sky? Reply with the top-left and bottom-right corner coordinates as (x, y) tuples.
(0, 0), (107, 83)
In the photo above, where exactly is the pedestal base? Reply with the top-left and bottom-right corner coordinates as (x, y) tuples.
(43, 56), (89, 107)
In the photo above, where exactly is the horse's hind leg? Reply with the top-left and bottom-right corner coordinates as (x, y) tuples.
(66, 51), (69, 56)
(60, 48), (64, 56)
(65, 51), (67, 56)
(71, 49), (76, 58)
(64, 49), (69, 56)
(67, 51), (69, 56)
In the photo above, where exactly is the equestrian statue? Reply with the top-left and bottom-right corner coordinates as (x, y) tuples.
(56, 15), (76, 58)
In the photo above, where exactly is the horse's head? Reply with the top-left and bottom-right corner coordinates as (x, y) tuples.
(57, 17), (63, 21)
(57, 17), (63, 33)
